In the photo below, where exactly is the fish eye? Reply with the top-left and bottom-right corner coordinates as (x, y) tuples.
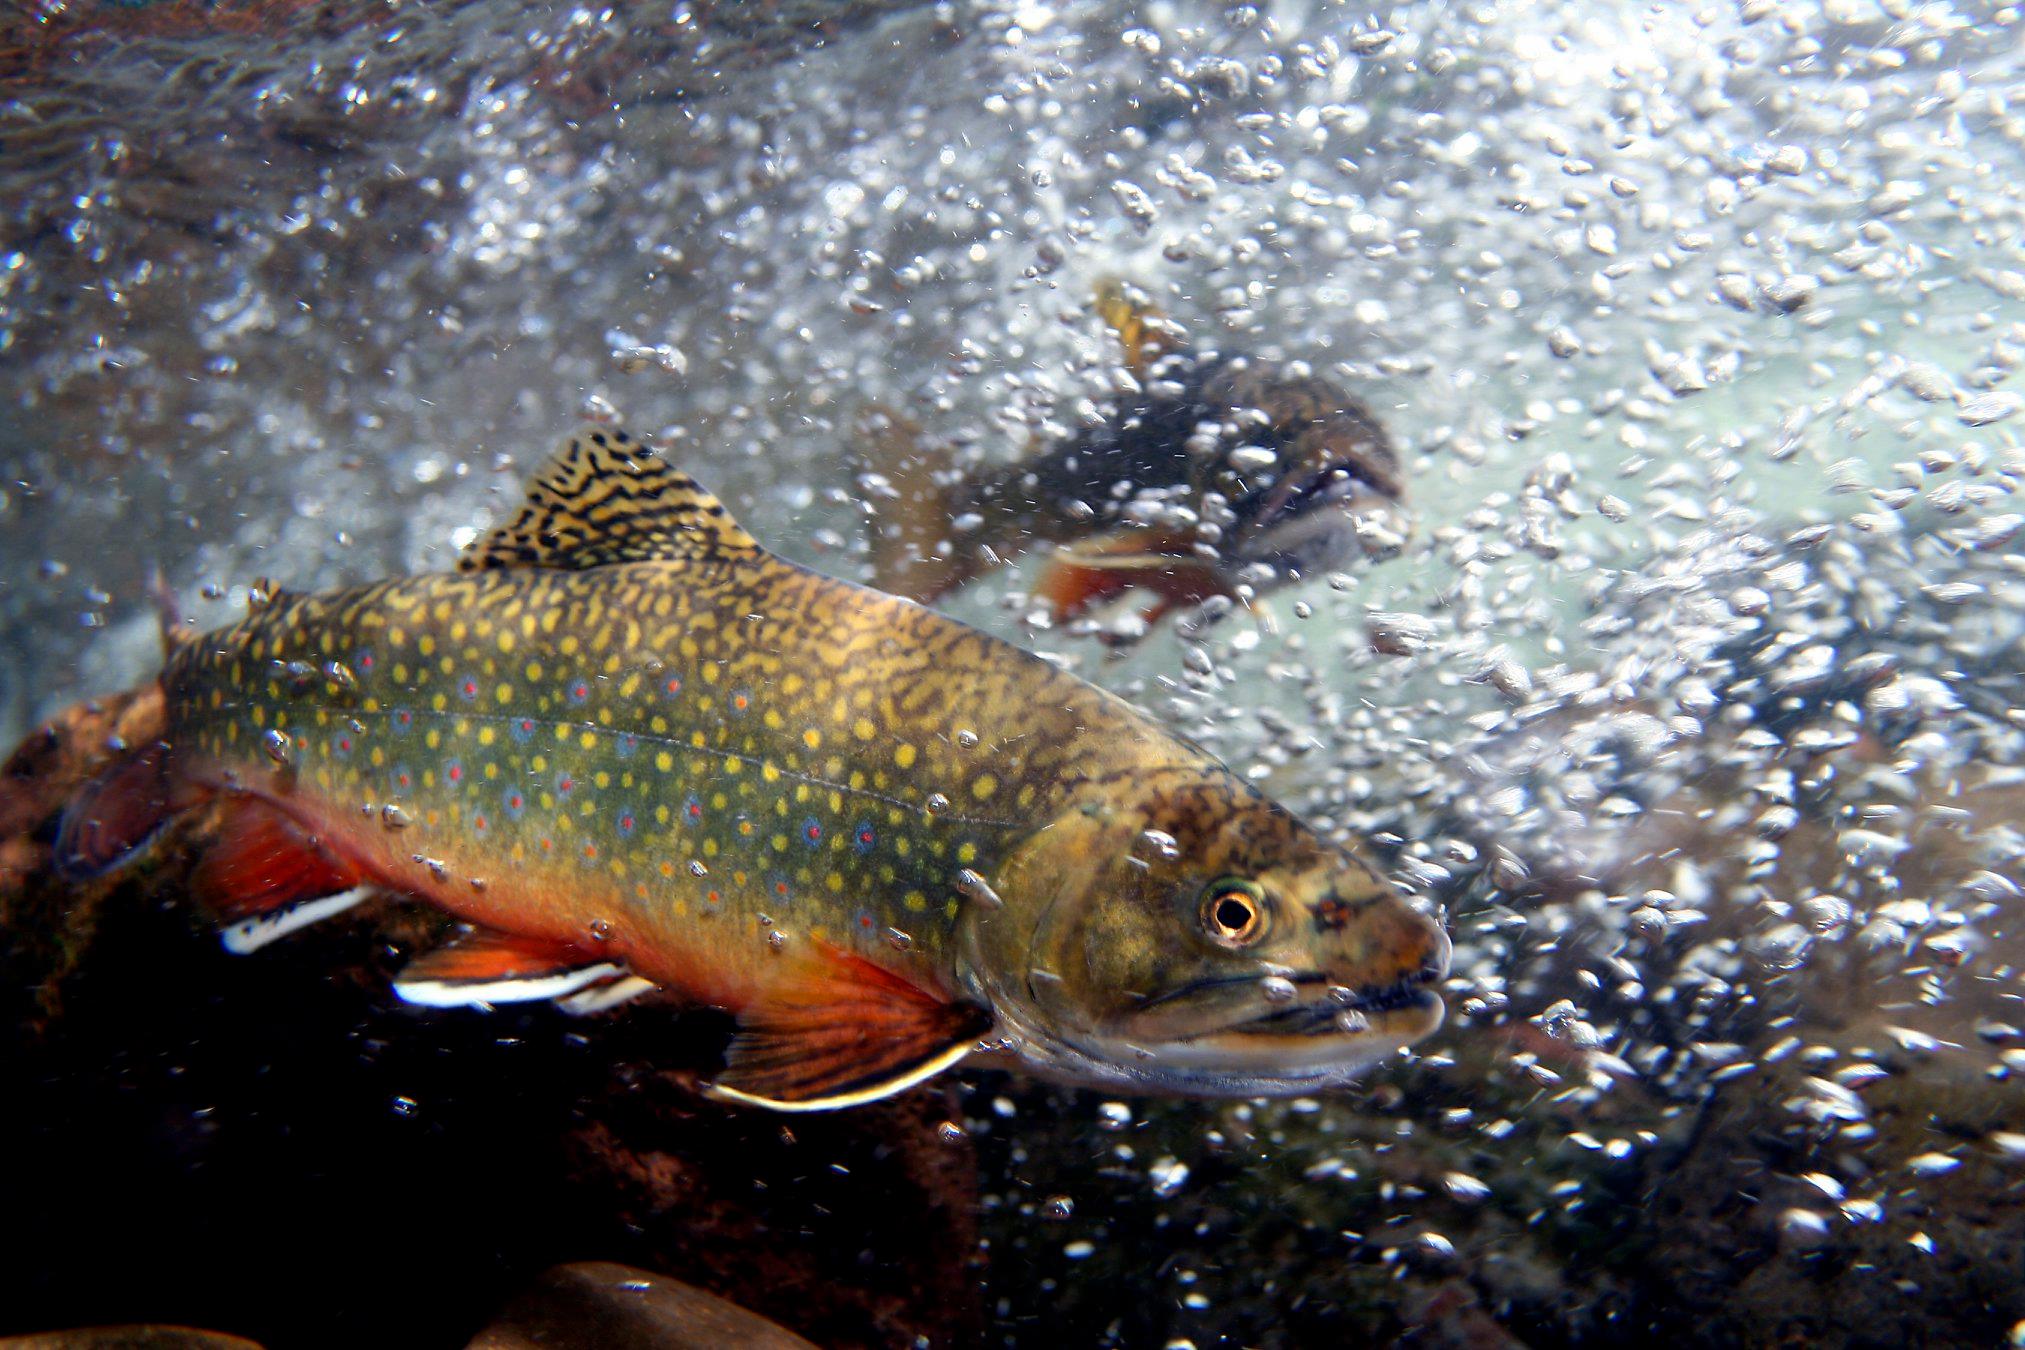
(1200, 878), (1269, 948)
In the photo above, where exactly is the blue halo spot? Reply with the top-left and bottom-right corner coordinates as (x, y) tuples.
(852, 907), (877, 935)
(443, 759), (467, 790)
(615, 806), (639, 839)
(457, 674), (481, 703)
(554, 769), (580, 797)
(501, 785), (528, 820)
(682, 796), (705, 825)
(330, 731), (356, 760)
(510, 714), (539, 744)
(566, 678), (592, 706)
(801, 816), (824, 847)
(660, 673), (683, 699)
(390, 708), (415, 735)
(615, 731), (640, 758)
(389, 764), (416, 794)
(852, 821), (876, 855)
(730, 690), (751, 716)
(355, 648), (377, 677)
(768, 873), (792, 904)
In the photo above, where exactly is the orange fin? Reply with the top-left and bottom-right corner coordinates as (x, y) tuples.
(708, 944), (993, 1112)
(55, 740), (187, 880)
(191, 803), (362, 920)
(1038, 529), (1231, 625)
(393, 927), (623, 1008)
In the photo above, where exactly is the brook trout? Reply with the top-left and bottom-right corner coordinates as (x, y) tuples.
(59, 428), (1447, 1110)
(859, 280), (1407, 632)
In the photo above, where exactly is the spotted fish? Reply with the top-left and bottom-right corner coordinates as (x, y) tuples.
(858, 280), (1408, 632)
(57, 428), (1448, 1110)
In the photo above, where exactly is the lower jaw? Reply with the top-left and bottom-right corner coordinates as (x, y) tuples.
(988, 994), (1445, 1098)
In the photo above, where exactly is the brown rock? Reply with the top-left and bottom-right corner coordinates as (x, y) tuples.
(467, 1262), (818, 1350)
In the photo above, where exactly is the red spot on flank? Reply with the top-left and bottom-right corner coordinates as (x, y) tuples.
(447, 764), (463, 783)
(664, 676), (682, 696)
(583, 843), (598, 859)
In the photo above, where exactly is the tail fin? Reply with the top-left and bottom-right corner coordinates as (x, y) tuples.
(54, 739), (183, 880)
(852, 403), (966, 603)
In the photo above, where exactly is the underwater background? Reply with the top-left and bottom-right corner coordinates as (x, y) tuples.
(3, 0), (2023, 1345)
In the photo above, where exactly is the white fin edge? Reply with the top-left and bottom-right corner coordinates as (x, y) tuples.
(556, 974), (659, 1016)
(394, 961), (623, 1009)
(704, 1039), (977, 1113)
(220, 886), (377, 955)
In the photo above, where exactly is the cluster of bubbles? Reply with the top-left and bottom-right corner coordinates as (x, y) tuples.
(4, 0), (2021, 1342)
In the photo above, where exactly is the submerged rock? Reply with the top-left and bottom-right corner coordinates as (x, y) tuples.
(468, 1263), (818, 1350)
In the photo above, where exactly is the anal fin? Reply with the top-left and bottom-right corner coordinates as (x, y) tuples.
(708, 944), (993, 1112)
(394, 927), (622, 1008)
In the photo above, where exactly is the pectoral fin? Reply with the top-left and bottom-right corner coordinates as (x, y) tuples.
(1037, 529), (1230, 625)
(709, 944), (993, 1112)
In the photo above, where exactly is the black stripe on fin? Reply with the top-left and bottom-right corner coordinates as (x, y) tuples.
(461, 426), (763, 572)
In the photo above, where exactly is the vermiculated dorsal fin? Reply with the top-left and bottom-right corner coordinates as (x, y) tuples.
(460, 426), (763, 572)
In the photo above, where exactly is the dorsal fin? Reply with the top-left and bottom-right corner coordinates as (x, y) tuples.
(460, 426), (763, 572)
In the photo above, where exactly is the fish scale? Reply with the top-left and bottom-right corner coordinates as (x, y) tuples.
(59, 425), (1450, 1111)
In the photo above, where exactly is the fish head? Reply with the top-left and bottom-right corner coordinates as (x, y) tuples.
(1199, 366), (1410, 584)
(961, 770), (1449, 1096)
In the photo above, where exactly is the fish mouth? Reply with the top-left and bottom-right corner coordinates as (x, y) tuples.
(1073, 963), (1447, 1094)
(1229, 469), (1406, 577)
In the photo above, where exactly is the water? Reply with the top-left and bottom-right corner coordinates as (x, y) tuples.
(4, 1), (2023, 1345)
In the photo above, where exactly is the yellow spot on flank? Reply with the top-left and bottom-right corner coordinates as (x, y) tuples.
(580, 731), (598, 750)
(802, 728), (822, 750)
(826, 872), (845, 893)
(498, 630), (516, 654)
(479, 726), (496, 747)
(971, 774), (998, 800)
(853, 717), (876, 742)
(525, 661), (543, 683)
(904, 890), (927, 912)
(893, 743), (917, 770)
(957, 841), (978, 865)
(418, 635), (435, 657)
(425, 728), (442, 750)
(496, 683), (514, 705)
